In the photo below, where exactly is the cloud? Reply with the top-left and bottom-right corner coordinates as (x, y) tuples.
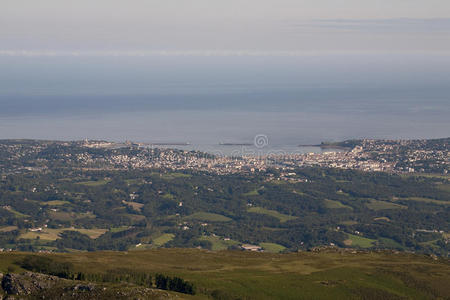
(0, 50), (307, 57)
(0, 49), (377, 57)
(295, 18), (450, 33)
(1, 49), (449, 57)
(0, 50), (303, 57)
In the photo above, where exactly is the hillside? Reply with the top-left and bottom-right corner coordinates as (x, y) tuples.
(0, 139), (449, 255)
(1, 249), (449, 299)
(1, 165), (449, 255)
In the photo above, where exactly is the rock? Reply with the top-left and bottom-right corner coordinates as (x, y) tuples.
(1, 272), (176, 299)
(1, 272), (62, 296)
(1, 274), (20, 295)
(72, 283), (95, 291)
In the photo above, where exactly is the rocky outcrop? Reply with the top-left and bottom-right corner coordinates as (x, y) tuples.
(0, 272), (177, 299)
(1, 272), (62, 295)
(72, 283), (96, 292)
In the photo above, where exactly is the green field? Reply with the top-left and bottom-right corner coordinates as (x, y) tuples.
(378, 237), (405, 249)
(373, 216), (390, 222)
(344, 233), (376, 248)
(1, 249), (449, 299)
(242, 187), (262, 196)
(259, 242), (286, 253)
(1, 206), (30, 218)
(248, 207), (297, 222)
(184, 212), (232, 222)
(323, 199), (353, 210)
(0, 225), (18, 232)
(339, 220), (358, 226)
(198, 235), (239, 251)
(109, 226), (131, 233)
(130, 243), (152, 251)
(19, 228), (107, 241)
(366, 200), (407, 210)
(397, 197), (450, 205)
(162, 193), (175, 200)
(42, 200), (71, 206)
(152, 233), (175, 247)
(122, 200), (144, 211)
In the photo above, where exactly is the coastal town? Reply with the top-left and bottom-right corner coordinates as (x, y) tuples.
(0, 138), (448, 176)
(0, 138), (448, 257)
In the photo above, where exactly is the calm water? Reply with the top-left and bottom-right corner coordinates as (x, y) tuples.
(147, 144), (344, 156)
(1, 54), (449, 150)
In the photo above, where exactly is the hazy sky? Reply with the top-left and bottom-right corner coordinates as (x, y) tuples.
(1, 1), (449, 142)
(2, 0), (450, 55)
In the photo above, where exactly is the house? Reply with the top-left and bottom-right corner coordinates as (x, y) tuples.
(241, 244), (262, 252)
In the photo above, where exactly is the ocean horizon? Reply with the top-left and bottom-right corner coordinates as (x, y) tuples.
(1, 55), (449, 145)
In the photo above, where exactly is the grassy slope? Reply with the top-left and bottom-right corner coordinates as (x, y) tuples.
(184, 212), (232, 222)
(399, 197), (450, 205)
(259, 242), (286, 253)
(242, 188), (262, 196)
(366, 200), (407, 211)
(19, 228), (108, 241)
(42, 200), (71, 206)
(247, 207), (297, 222)
(109, 226), (130, 233)
(0, 225), (18, 232)
(345, 234), (376, 248)
(198, 235), (239, 250)
(152, 233), (175, 247)
(324, 199), (353, 210)
(1, 206), (30, 218)
(1, 249), (449, 299)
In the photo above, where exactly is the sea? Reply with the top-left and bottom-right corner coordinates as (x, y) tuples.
(0, 54), (449, 155)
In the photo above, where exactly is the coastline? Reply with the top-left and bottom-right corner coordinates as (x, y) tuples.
(298, 144), (352, 150)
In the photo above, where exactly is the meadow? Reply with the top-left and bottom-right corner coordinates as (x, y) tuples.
(185, 212), (232, 222)
(19, 228), (108, 241)
(247, 207), (297, 223)
(1, 249), (449, 299)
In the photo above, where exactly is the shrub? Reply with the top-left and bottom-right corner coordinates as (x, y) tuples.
(20, 255), (75, 279)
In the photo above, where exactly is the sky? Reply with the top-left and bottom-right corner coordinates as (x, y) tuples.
(0, 1), (449, 143)
(1, 0), (450, 55)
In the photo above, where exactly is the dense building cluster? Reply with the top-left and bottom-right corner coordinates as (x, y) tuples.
(0, 138), (448, 175)
(270, 139), (448, 174)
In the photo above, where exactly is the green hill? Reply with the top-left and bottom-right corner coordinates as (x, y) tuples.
(1, 249), (449, 299)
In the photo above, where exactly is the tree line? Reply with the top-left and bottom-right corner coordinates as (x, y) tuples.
(18, 255), (196, 295)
